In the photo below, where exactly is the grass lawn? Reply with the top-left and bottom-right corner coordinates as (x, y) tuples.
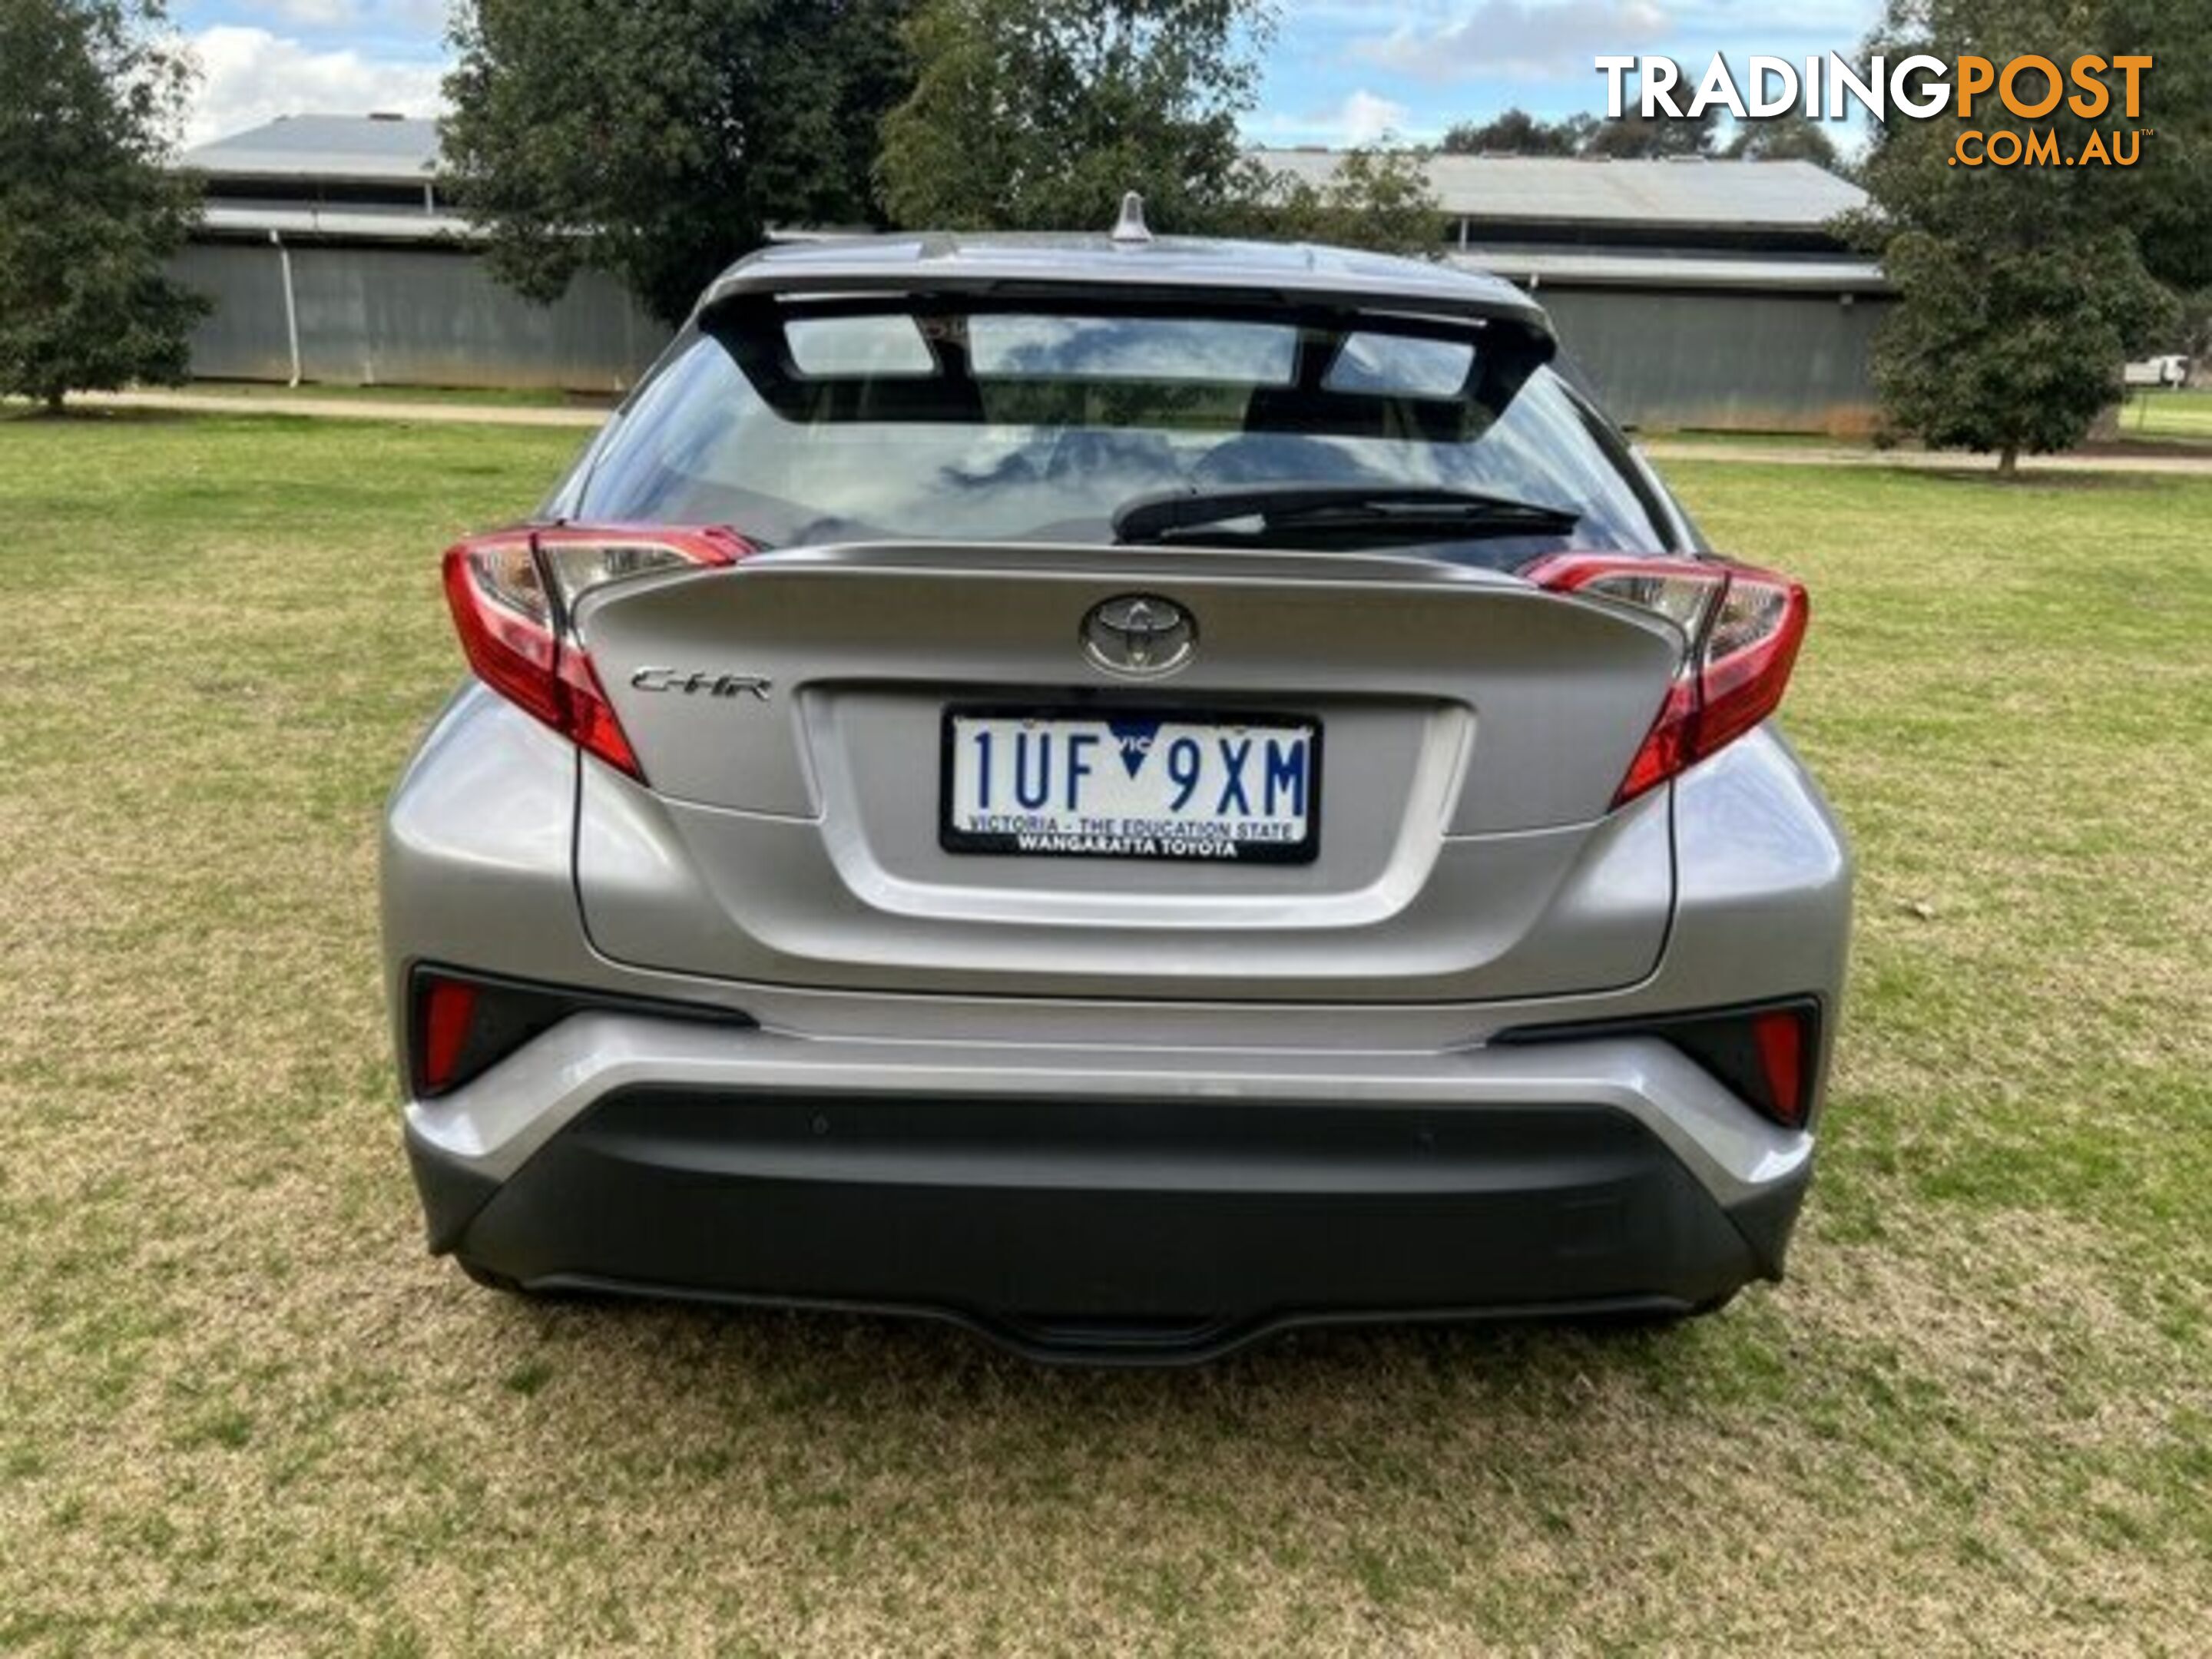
(2, 410), (2207, 1653)
(166, 380), (611, 409)
(2121, 386), (2212, 444)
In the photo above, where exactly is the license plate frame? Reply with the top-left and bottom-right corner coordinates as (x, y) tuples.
(938, 704), (1323, 864)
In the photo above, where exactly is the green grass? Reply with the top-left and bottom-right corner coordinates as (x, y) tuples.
(166, 379), (611, 409)
(2120, 386), (2212, 444)
(1, 410), (2207, 1651)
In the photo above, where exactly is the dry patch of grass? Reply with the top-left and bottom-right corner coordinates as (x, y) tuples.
(0, 417), (2207, 1652)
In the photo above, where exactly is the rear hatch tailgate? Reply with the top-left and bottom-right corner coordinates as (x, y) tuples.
(573, 542), (1681, 1002)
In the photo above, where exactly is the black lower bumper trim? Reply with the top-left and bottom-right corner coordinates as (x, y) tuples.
(412, 1088), (1805, 1362)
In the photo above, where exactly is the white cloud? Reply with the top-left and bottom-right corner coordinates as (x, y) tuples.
(227, 0), (454, 29)
(250, 0), (360, 26)
(1336, 88), (1413, 143)
(181, 25), (446, 146)
(1247, 88), (1416, 147)
(1356, 0), (1672, 83)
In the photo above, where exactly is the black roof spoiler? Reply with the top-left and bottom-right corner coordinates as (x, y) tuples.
(695, 238), (1555, 350)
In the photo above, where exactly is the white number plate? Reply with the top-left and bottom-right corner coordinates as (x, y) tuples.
(941, 710), (1320, 863)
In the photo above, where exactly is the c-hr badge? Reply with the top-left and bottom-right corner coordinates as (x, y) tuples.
(630, 667), (773, 701)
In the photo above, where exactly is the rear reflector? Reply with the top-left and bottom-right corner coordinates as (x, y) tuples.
(419, 977), (479, 1094)
(442, 524), (751, 783)
(1523, 554), (1809, 806)
(408, 969), (569, 1099)
(406, 967), (760, 1100)
(1751, 1008), (1809, 1128)
(1494, 998), (1822, 1131)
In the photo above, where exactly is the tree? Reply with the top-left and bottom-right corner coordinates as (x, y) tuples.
(1251, 143), (1444, 257)
(1583, 68), (1718, 159)
(1844, 0), (2193, 472)
(1584, 105), (1718, 159)
(1723, 111), (1840, 168)
(1439, 108), (1592, 157)
(0, 0), (204, 412)
(879, 0), (1269, 234)
(2096, 0), (2212, 294)
(442, 0), (915, 326)
(2176, 286), (2212, 386)
(1869, 230), (2171, 472)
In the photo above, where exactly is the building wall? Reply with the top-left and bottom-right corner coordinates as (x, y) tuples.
(171, 240), (669, 392)
(1536, 286), (1889, 435)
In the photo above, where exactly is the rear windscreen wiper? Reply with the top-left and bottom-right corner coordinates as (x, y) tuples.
(1113, 484), (1581, 546)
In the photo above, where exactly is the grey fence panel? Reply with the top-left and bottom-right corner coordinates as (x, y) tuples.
(1538, 287), (1889, 435)
(170, 243), (296, 382)
(174, 237), (1886, 429)
(171, 240), (670, 392)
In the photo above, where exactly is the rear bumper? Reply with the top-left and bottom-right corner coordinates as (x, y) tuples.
(405, 1015), (1812, 1363)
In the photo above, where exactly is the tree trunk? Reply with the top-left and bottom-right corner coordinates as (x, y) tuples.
(1997, 442), (2018, 479)
(41, 389), (64, 416)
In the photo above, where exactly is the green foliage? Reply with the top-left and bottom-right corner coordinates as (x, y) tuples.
(441, 0), (915, 326)
(0, 0), (204, 409)
(1439, 108), (1592, 157)
(2174, 286), (2212, 372)
(1247, 144), (1445, 257)
(1846, 0), (2200, 468)
(879, 0), (1438, 255)
(1870, 229), (2173, 468)
(1439, 81), (1722, 162)
(1724, 111), (1842, 167)
(2098, 0), (2212, 290)
(1584, 107), (1717, 159)
(1443, 100), (1836, 169)
(878, 0), (1270, 235)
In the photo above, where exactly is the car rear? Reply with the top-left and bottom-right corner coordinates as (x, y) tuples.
(383, 234), (1849, 1362)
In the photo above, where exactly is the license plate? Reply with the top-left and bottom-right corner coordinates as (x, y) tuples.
(941, 709), (1321, 863)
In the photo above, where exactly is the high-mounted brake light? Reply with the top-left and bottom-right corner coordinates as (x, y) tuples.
(1524, 553), (1809, 806)
(441, 525), (750, 782)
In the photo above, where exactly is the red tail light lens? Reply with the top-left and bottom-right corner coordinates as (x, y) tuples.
(1525, 554), (1809, 806)
(441, 525), (750, 782)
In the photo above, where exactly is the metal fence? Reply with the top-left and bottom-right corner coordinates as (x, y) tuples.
(169, 238), (1889, 432)
(1538, 286), (1889, 435)
(171, 240), (668, 392)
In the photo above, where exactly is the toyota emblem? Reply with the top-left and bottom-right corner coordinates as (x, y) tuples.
(1081, 594), (1197, 677)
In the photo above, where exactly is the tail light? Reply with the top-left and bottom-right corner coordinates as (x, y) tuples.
(442, 525), (751, 782)
(1525, 554), (1809, 806)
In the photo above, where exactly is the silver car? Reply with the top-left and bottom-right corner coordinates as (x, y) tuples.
(383, 224), (1850, 1363)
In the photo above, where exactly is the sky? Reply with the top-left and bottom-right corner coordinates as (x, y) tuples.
(168, 0), (1886, 151)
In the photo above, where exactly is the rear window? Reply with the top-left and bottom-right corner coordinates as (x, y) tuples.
(575, 304), (1676, 558)
(966, 315), (1298, 384)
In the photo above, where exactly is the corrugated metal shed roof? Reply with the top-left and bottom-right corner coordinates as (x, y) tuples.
(182, 114), (439, 184)
(183, 121), (1868, 235)
(1253, 151), (1867, 231)
(1452, 249), (1887, 293)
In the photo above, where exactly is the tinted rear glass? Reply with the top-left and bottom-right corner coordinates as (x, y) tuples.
(575, 305), (1675, 558)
